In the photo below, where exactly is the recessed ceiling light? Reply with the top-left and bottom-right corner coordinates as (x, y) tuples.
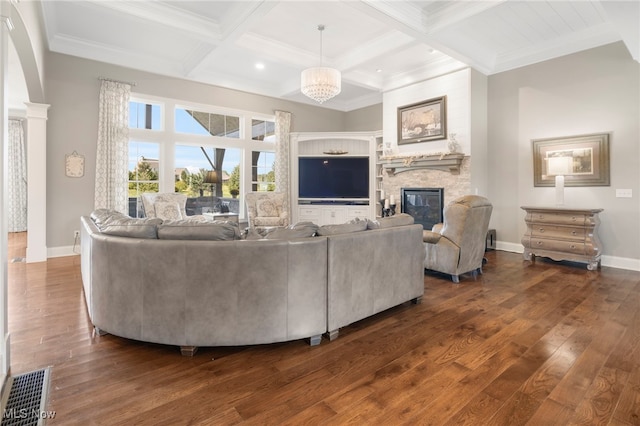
(376, 69), (382, 73)
(255, 63), (265, 70)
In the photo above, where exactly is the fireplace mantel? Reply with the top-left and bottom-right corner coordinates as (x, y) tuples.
(380, 153), (465, 175)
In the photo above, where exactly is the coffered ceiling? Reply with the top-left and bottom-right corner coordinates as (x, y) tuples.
(19, 1), (640, 111)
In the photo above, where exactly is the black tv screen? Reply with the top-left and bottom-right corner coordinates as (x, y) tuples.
(299, 157), (369, 199)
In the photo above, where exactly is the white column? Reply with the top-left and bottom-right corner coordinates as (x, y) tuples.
(0, 0), (13, 379)
(25, 102), (49, 263)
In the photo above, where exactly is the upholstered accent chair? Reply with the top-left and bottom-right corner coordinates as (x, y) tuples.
(423, 195), (493, 283)
(141, 192), (189, 221)
(245, 191), (289, 232)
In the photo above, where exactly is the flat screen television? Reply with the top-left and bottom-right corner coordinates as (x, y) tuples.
(298, 157), (369, 199)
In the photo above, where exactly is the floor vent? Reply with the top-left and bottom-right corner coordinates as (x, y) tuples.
(1, 367), (52, 425)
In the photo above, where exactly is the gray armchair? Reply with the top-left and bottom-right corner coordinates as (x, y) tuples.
(423, 195), (493, 283)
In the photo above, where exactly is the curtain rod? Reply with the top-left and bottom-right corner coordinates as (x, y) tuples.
(98, 76), (137, 87)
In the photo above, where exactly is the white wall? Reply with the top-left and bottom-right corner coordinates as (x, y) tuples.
(44, 52), (349, 252)
(488, 42), (640, 269)
(383, 68), (472, 156)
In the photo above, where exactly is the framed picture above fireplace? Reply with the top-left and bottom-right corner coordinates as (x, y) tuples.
(401, 188), (444, 231)
(397, 96), (447, 144)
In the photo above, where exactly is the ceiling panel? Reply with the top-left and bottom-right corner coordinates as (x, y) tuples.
(14, 0), (631, 111)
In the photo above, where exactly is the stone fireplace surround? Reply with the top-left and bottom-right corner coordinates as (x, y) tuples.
(379, 155), (471, 220)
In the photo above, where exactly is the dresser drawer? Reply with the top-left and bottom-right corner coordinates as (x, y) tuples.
(530, 225), (586, 241)
(528, 238), (586, 255)
(527, 212), (586, 226)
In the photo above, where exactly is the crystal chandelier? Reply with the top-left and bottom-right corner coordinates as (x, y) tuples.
(301, 24), (341, 104)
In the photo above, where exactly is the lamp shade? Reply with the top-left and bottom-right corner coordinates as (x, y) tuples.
(301, 66), (341, 103)
(203, 170), (218, 184)
(547, 156), (572, 176)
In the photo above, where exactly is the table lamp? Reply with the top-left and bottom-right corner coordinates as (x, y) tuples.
(547, 156), (572, 206)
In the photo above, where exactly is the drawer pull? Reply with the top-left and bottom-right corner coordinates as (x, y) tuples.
(536, 241), (543, 246)
(571, 231), (577, 236)
(571, 216), (577, 221)
(539, 228), (545, 233)
(570, 245), (576, 249)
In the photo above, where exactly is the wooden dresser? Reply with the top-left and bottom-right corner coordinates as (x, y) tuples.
(521, 206), (603, 270)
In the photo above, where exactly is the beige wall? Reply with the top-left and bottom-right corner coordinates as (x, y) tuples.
(44, 52), (352, 248)
(488, 41), (640, 268)
(45, 42), (640, 269)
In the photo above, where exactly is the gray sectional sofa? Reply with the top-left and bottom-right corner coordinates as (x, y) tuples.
(80, 210), (424, 355)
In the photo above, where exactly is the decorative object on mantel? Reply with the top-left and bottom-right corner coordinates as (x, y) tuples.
(300, 24), (341, 104)
(65, 151), (85, 178)
(323, 149), (348, 155)
(383, 141), (394, 156)
(532, 133), (610, 187)
(379, 193), (396, 217)
(447, 133), (461, 153)
(380, 152), (464, 175)
(397, 96), (447, 145)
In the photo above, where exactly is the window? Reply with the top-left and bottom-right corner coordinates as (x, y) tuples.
(252, 151), (275, 191)
(252, 119), (275, 142)
(128, 96), (274, 218)
(175, 145), (241, 213)
(175, 108), (240, 138)
(130, 102), (162, 130)
(128, 141), (160, 217)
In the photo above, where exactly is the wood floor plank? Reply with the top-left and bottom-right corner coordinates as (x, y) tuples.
(5, 234), (640, 424)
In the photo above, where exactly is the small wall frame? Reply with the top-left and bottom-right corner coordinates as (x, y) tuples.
(532, 133), (610, 187)
(397, 96), (447, 145)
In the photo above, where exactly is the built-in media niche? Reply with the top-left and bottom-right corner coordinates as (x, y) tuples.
(298, 157), (369, 202)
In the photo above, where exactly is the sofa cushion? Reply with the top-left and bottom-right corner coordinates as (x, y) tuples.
(90, 209), (128, 226)
(99, 217), (162, 239)
(317, 218), (368, 236)
(256, 199), (278, 217)
(154, 201), (183, 221)
(263, 221), (319, 240)
(157, 220), (240, 240)
(374, 213), (415, 229)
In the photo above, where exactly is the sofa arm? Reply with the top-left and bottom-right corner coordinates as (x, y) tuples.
(422, 230), (442, 244)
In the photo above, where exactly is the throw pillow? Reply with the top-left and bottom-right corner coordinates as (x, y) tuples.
(154, 201), (183, 221)
(157, 220), (240, 240)
(99, 217), (162, 239)
(256, 199), (278, 217)
(376, 213), (415, 228)
(90, 209), (128, 226)
(316, 218), (368, 236)
(263, 222), (319, 240)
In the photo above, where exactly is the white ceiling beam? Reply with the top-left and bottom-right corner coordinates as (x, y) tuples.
(421, 0), (508, 35)
(493, 21), (623, 73)
(597, 0), (640, 62)
(185, 1), (280, 77)
(86, 0), (222, 42)
(345, 0), (494, 74)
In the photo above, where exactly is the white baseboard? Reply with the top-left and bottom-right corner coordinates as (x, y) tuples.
(494, 241), (640, 272)
(47, 245), (80, 259)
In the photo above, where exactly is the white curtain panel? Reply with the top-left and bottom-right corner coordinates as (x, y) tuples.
(274, 110), (291, 213)
(94, 80), (131, 213)
(8, 119), (27, 232)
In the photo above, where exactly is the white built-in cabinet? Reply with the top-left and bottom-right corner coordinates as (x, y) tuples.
(290, 131), (382, 226)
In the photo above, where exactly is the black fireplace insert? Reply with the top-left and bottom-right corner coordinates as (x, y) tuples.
(400, 187), (444, 231)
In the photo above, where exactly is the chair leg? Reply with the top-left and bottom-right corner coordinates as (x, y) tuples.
(451, 275), (460, 283)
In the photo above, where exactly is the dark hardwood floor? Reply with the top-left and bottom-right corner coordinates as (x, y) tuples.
(6, 232), (640, 425)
